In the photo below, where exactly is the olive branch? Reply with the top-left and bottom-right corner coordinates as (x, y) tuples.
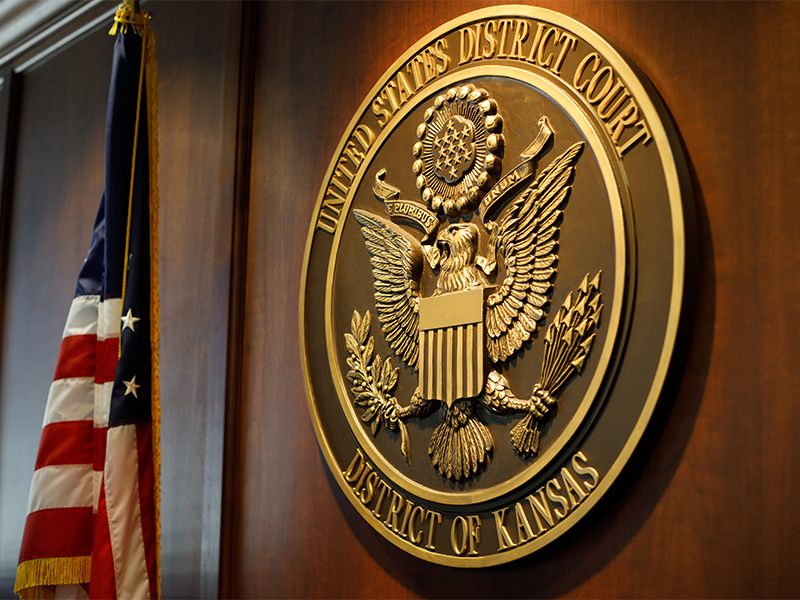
(345, 309), (410, 461)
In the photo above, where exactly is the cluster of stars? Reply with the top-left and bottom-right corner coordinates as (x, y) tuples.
(433, 117), (475, 183)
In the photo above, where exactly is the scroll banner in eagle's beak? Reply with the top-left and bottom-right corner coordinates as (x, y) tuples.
(372, 169), (439, 240)
(479, 116), (554, 221)
(384, 200), (438, 239)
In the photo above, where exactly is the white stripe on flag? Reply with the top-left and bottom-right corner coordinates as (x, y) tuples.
(105, 424), (151, 599)
(42, 377), (95, 426)
(62, 295), (100, 338)
(27, 464), (93, 512)
(94, 381), (114, 429)
(98, 297), (122, 341)
(93, 469), (103, 513)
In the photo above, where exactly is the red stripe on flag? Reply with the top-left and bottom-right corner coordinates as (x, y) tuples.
(51, 335), (118, 383)
(97, 337), (119, 384)
(136, 423), (158, 599)
(35, 421), (94, 469)
(53, 335), (96, 380)
(90, 479), (117, 600)
(18, 507), (93, 561)
(93, 426), (108, 472)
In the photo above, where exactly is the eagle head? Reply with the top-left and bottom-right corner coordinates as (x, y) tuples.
(433, 223), (486, 295)
(437, 223), (478, 262)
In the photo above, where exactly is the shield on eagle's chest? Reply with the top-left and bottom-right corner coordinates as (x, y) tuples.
(418, 287), (488, 407)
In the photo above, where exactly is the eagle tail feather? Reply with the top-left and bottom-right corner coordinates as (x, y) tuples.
(428, 401), (494, 480)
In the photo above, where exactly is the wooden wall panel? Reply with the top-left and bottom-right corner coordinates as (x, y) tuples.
(233, 1), (800, 598)
(149, 2), (237, 597)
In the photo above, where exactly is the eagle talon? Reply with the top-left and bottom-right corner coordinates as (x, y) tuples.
(381, 399), (399, 429)
(397, 403), (412, 420)
(397, 389), (435, 421)
(528, 404), (545, 420)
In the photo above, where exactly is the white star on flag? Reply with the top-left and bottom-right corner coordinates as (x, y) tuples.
(121, 308), (140, 332)
(123, 375), (140, 398)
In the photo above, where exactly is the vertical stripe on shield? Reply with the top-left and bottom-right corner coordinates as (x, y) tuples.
(419, 322), (483, 402)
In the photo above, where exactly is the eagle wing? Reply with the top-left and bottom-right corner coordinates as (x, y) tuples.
(485, 142), (584, 363)
(353, 209), (422, 370)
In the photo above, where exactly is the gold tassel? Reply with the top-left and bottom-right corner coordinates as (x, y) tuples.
(15, 556), (91, 599)
(109, 3), (149, 37)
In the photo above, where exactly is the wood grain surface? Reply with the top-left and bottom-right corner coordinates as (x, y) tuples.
(0, 1), (798, 598)
(228, 1), (800, 598)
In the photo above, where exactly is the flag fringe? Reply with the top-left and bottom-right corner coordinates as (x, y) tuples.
(14, 556), (91, 599)
(144, 20), (163, 600)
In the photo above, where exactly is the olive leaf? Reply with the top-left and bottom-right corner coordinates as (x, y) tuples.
(344, 309), (408, 461)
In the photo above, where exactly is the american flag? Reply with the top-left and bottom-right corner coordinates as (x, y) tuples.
(15, 5), (160, 599)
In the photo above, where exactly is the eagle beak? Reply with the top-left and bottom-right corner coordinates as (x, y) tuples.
(437, 231), (450, 253)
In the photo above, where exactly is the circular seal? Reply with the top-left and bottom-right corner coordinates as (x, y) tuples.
(300, 6), (692, 567)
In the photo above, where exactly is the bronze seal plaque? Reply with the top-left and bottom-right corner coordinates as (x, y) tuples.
(300, 6), (691, 566)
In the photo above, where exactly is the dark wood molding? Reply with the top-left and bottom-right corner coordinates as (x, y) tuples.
(216, 1), (257, 598)
(198, 1), (243, 595)
(0, 65), (19, 403)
